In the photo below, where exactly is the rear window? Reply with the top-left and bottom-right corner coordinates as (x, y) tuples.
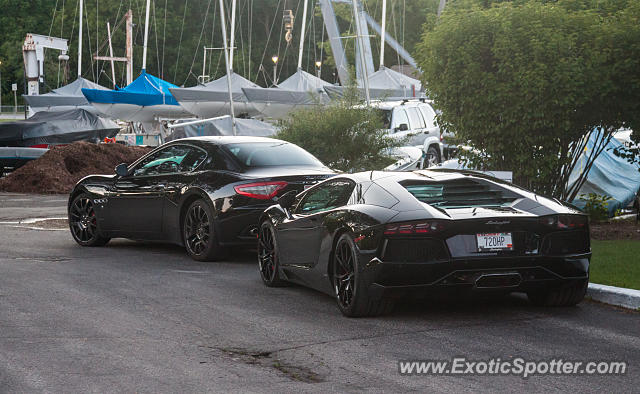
(402, 179), (520, 208)
(224, 141), (324, 167)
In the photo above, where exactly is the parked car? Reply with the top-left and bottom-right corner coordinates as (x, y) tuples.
(67, 136), (335, 260)
(373, 99), (443, 167)
(258, 170), (590, 317)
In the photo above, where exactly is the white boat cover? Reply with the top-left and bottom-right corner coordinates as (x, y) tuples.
(167, 116), (276, 141)
(170, 73), (261, 118)
(324, 66), (423, 100)
(242, 69), (331, 119)
(23, 77), (109, 113)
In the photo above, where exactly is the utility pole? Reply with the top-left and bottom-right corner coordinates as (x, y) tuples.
(219, 0), (236, 136)
(78, 0), (83, 77)
(379, 0), (386, 68)
(125, 10), (133, 85)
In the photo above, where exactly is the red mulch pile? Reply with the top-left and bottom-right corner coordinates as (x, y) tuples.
(0, 142), (151, 194)
(590, 219), (640, 241)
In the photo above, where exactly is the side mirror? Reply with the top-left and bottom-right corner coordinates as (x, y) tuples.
(278, 190), (298, 210)
(397, 123), (409, 132)
(115, 163), (130, 177)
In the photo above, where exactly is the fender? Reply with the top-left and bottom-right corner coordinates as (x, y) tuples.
(169, 187), (215, 245)
(422, 133), (444, 160)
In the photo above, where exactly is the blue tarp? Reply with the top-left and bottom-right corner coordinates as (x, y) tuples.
(569, 130), (640, 215)
(82, 71), (180, 107)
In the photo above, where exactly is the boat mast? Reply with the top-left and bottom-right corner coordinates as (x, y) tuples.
(219, 0), (237, 136)
(297, 0), (309, 70)
(229, 0), (237, 70)
(352, 0), (370, 104)
(78, 0), (83, 77)
(142, 0), (151, 71)
(379, 0), (386, 68)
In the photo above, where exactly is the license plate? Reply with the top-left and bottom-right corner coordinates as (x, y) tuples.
(477, 233), (513, 251)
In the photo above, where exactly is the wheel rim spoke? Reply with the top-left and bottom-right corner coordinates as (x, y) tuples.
(69, 198), (97, 243)
(334, 240), (355, 308)
(258, 225), (276, 281)
(185, 204), (211, 255)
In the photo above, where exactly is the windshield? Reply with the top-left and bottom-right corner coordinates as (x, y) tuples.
(223, 141), (325, 168)
(402, 179), (520, 208)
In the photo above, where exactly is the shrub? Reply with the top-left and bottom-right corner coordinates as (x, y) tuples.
(276, 93), (402, 172)
(579, 193), (613, 223)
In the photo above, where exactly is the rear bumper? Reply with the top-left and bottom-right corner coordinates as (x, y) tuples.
(362, 254), (590, 299)
(216, 206), (266, 245)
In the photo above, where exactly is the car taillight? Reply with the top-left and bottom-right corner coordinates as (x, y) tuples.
(234, 181), (288, 200)
(539, 215), (587, 229)
(384, 221), (446, 235)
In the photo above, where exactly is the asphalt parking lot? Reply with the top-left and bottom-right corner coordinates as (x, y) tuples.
(0, 193), (638, 392)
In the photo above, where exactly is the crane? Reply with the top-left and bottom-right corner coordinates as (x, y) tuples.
(22, 33), (69, 96)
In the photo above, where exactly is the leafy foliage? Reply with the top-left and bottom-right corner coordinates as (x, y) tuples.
(579, 193), (612, 222)
(276, 87), (401, 172)
(415, 0), (640, 199)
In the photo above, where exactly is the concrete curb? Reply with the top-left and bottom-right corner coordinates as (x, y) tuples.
(587, 283), (640, 310)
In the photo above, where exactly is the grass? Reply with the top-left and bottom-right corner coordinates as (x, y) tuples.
(590, 240), (640, 290)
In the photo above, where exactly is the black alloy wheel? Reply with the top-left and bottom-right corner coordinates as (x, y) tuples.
(333, 236), (356, 309)
(183, 200), (222, 261)
(332, 233), (393, 317)
(258, 221), (286, 287)
(68, 194), (110, 246)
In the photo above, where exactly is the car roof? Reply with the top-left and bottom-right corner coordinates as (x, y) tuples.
(368, 99), (434, 111)
(173, 136), (285, 145)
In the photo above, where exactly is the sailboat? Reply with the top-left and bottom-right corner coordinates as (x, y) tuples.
(170, 72), (261, 118)
(23, 77), (109, 113)
(81, 0), (189, 127)
(324, 66), (422, 100)
(243, 69), (330, 119)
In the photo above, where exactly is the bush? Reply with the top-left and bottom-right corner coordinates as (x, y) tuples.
(276, 94), (402, 172)
(579, 193), (613, 223)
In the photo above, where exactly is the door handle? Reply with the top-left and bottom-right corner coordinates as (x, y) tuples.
(153, 184), (166, 190)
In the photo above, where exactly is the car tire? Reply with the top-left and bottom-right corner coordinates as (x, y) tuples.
(423, 145), (440, 169)
(527, 279), (588, 307)
(183, 199), (223, 261)
(68, 193), (110, 247)
(258, 220), (287, 287)
(332, 233), (393, 317)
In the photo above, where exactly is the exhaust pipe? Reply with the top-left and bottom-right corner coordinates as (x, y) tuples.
(474, 272), (522, 289)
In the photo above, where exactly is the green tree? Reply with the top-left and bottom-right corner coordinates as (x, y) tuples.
(415, 0), (640, 199)
(276, 86), (401, 172)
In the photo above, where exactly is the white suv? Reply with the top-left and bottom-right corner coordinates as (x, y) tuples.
(374, 99), (443, 167)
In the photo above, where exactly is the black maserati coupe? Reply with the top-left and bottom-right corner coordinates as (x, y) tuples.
(258, 170), (591, 317)
(67, 136), (335, 260)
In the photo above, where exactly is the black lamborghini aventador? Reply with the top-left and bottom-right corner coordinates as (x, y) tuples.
(67, 136), (334, 260)
(258, 170), (591, 317)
